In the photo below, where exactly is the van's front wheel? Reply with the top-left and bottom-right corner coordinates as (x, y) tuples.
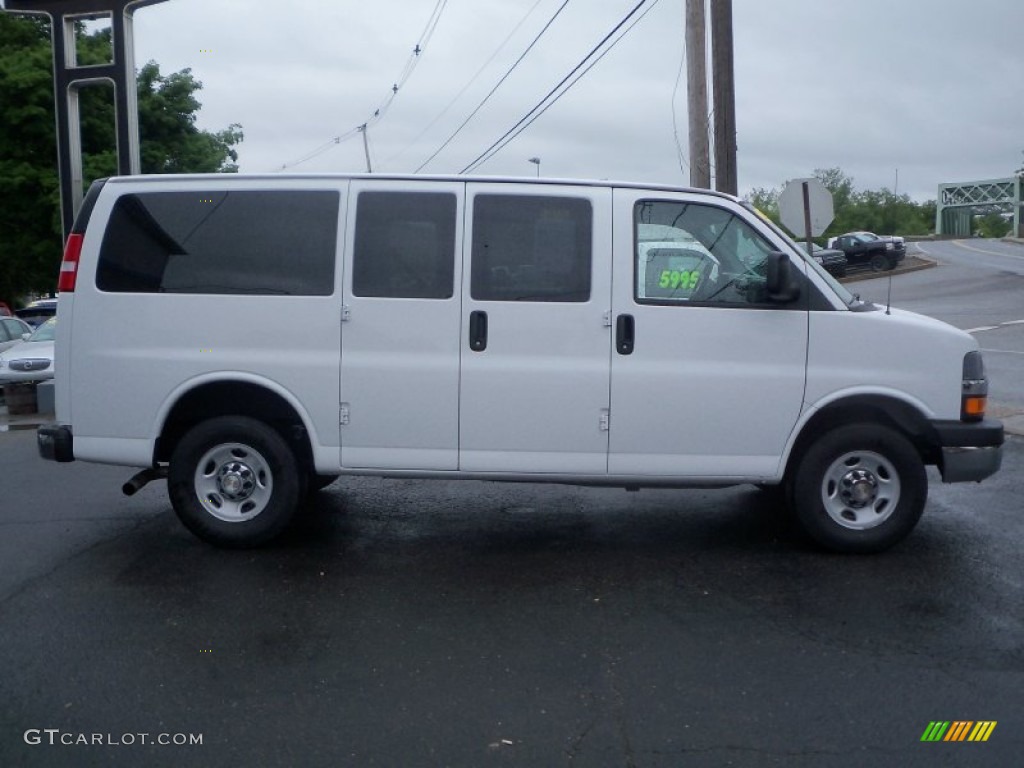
(792, 424), (927, 553)
(168, 416), (301, 547)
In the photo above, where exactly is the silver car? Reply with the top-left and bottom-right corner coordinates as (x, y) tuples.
(0, 316), (33, 354)
(0, 316), (56, 383)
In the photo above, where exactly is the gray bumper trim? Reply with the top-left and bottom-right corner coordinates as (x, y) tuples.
(940, 445), (1002, 483)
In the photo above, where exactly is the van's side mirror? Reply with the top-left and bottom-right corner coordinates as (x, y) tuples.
(766, 251), (801, 303)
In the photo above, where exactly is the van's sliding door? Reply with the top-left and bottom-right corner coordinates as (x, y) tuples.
(339, 181), (464, 470)
(459, 184), (614, 474)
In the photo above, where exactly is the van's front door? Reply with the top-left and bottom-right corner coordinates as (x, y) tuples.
(608, 190), (808, 478)
(340, 180), (464, 470)
(459, 184), (613, 473)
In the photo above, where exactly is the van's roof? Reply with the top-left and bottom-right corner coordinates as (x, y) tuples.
(99, 173), (741, 202)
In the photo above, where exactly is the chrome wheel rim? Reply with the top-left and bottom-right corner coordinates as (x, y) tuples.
(821, 450), (901, 530)
(194, 442), (273, 522)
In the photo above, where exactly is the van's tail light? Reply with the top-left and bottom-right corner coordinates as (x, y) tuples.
(961, 351), (988, 422)
(58, 233), (83, 292)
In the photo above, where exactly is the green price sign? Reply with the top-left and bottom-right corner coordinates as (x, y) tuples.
(658, 269), (699, 291)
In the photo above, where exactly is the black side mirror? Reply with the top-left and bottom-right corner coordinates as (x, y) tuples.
(766, 251), (801, 303)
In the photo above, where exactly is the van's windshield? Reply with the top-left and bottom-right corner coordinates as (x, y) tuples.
(741, 203), (860, 307)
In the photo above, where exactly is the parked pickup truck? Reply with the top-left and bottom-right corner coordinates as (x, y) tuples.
(797, 242), (848, 278)
(828, 231), (905, 271)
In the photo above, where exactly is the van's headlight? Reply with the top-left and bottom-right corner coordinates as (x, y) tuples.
(961, 351), (988, 421)
(885, 242), (894, 250)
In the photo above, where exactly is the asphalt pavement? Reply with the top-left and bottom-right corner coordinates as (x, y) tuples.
(1, 427), (1022, 767)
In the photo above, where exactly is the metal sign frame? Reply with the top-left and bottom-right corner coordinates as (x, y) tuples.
(4, 0), (167, 239)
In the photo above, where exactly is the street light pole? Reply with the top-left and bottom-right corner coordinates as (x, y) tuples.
(528, 157), (541, 177)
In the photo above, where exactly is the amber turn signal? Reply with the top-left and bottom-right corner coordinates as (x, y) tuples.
(961, 395), (987, 421)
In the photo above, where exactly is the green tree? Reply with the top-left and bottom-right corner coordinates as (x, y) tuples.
(975, 213), (1010, 238)
(0, 15), (242, 308)
(745, 186), (780, 222)
(814, 167), (856, 211)
(0, 15), (60, 307)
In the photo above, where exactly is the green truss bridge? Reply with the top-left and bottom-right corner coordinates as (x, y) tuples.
(936, 176), (1023, 237)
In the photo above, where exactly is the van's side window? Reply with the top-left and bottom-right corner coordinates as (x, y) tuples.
(634, 200), (777, 306)
(471, 195), (592, 302)
(96, 191), (338, 295)
(352, 192), (457, 299)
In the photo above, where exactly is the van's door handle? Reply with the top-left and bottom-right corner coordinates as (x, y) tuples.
(616, 314), (634, 355)
(469, 310), (488, 352)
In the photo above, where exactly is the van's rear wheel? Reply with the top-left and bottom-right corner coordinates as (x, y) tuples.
(168, 416), (301, 547)
(792, 424), (927, 553)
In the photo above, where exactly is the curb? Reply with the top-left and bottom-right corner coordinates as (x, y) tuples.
(838, 255), (936, 284)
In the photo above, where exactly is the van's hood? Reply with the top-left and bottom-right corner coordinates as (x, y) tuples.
(877, 307), (974, 344)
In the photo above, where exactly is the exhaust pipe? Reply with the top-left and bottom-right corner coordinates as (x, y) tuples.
(122, 467), (167, 496)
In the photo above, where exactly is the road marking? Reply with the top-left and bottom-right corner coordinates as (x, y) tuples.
(981, 348), (1024, 356)
(965, 319), (1024, 333)
(952, 239), (1024, 259)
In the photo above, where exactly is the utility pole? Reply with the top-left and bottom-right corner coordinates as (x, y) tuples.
(685, 0), (710, 188)
(710, 0), (737, 195)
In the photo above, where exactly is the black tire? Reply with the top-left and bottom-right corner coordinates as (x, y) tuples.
(869, 252), (887, 272)
(791, 424), (927, 553)
(168, 416), (302, 547)
(308, 473), (340, 493)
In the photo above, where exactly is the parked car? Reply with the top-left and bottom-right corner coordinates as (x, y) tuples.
(0, 316), (56, 383)
(797, 242), (847, 278)
(0, 316), (34, 353)
(15, 298), (58, 328)
(827, 232), (905, 272)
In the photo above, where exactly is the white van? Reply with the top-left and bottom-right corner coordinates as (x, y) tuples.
(38, 174), (1003, 552)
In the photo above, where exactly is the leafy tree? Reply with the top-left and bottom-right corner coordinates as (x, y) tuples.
(0, 15), (242, 308)
(814, 167), (856, 212)
(745, 186), (780, 222)
(974, 213), (1010, 238)
(0, 15), (60, 308)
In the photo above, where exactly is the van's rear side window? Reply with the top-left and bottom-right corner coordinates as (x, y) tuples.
(96, 190), (339, 295)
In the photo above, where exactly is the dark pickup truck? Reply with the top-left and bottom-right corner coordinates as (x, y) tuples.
(828, 231), (906, 271)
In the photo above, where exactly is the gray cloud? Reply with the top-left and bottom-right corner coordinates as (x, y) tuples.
(113, 0), (1024, 200)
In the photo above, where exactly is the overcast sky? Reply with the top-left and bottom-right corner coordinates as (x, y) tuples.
(15, 0), (1024, 201)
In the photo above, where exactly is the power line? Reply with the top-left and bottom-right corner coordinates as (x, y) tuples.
(380, 0), (546, 170)
(277, 0), (450, 171)
(414, 0), (572, 173)
(671, 13), (689, 180)
(460, 0), (658, 175)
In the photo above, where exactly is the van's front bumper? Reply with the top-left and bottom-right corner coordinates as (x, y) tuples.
(38, 423), (74, 463)
(932, 419), (1003, 482)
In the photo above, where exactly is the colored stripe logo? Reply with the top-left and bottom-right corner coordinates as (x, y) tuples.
(921, 721), (997, 742)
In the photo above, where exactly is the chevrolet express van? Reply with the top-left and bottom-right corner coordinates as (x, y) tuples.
(38, 174), (1004, 552)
